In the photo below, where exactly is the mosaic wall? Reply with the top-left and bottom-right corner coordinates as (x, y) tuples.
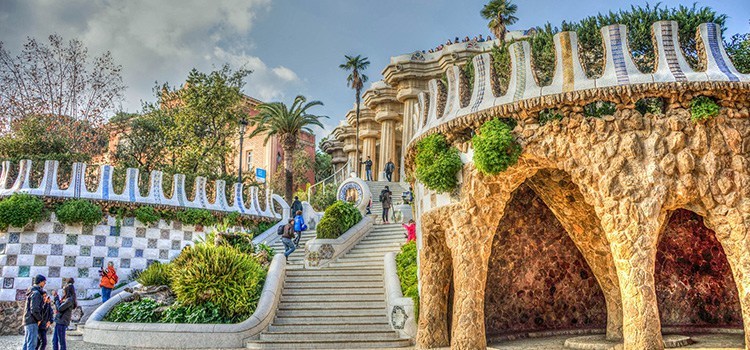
(484, 185), (607, 336)
(655, 209), (743, 327)
(0, 215), (207, 302)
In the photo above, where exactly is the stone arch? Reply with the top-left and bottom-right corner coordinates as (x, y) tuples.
(654, 209), (742, 329)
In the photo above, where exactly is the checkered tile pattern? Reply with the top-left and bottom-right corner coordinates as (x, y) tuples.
(0, 217), (205, 301)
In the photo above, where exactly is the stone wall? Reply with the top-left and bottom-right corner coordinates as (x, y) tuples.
(656, 209), (742, 327)
(0, 301), (23, 335)
(484, 185), (607, 336)
(0, 215), (208, 302)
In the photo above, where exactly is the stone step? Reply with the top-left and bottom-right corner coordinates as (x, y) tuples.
(280, 293), (384, 303)
(272, 315), (389, 325)
(336, 256), (389, 264)
(275, 308), (385, 318)
(285, 275), (383, 283)
(246, 339), (412, 349)
(283, 281), (384, 289)
(354, 238), (404, 245)
(267, 323), (392, 333)
(278, 301), (385, 310)
(285, 269), (382, 277)
(259, 330), (401, 342)
(282, 288), (384, 296)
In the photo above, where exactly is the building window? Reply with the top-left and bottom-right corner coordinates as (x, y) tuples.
(246, 151), (253, 171)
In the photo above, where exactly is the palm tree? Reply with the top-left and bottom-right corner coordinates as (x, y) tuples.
(481, 0), (519, 43)
(248, 95), (327, 204)
(339, 55), (370, 177)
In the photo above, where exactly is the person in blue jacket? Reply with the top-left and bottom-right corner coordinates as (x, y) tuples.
(293, 210), (307, 248)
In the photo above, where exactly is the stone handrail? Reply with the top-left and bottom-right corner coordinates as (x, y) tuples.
(407, 22), (750, 156)
(0, 159), (289, 221)
(303, 216), (374, 268)
(384, 251), (417, 339)
(83, 253), (286, 349)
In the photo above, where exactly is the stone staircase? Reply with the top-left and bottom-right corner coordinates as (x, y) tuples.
(268, 229), (315, 264)
(246, 223), (410, 349)
(366, 181), (408, 224)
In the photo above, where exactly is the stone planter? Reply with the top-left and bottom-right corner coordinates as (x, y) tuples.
(384, 252), (417, 339)
(303, 217), (373, 269)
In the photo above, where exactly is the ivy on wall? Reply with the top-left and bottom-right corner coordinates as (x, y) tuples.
(415, 134), (463, 193)
(472, 119), (522, 175)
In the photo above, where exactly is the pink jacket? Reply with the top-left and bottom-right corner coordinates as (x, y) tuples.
(403, 223), (417, 242)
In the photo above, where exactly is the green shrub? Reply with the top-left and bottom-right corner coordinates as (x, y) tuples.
(177, 208), (215, 226)
(134, 206), (160, 226)
(137, 262), (172, 287)
(255, 243), (275, 257)
(583, 101), (616, 118)
(0, 193), (44, 230)
(691, 96), (720, 122)
(414, 134), (463, 193)
(104, 298), (160, 323)
(635, 97), (665, 115)
(310, 183), (338, 212)
(55, 199), (102, 226)
(160, 301), (233, 324)
(396, 241), (419, 320)
(170, 244), (267, 320)
(316, 201), (362, 239)
(538, 109), (564, 125)
(472, 119), (522, 175)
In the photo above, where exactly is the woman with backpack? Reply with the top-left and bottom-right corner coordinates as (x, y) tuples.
(52, 279), (76, 350)
(380, 186), (393, 224)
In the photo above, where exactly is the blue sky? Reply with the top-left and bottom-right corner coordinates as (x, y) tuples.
(1, 0), (748, 137)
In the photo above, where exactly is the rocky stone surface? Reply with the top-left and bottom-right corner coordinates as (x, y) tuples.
(0, 301), (23, 336)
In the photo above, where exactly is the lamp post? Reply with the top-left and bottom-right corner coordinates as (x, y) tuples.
(238, 118), (248, 184)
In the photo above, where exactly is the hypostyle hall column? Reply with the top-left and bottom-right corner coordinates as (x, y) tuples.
(376, 110), (400, 182)
(397, 86), (423, 181)
(361, 129), (379, 179)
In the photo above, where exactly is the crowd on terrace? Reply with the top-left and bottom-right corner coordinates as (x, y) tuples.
(425, 34), (493, 53)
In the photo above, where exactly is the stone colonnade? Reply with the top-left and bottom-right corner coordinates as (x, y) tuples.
(414, 96), (750, 350)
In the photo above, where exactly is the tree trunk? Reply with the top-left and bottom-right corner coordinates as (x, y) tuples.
(355, 90), (361, 178)
(282, 141), (296, 206)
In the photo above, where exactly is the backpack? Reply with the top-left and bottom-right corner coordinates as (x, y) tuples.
(277, 225), (285, 235)
(379, 192), (386, 202)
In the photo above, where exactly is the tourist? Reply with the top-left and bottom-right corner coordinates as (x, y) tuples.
(478, 34), (485, 42)
(380, 186), (393, 224)
(37, 290), (53, 350)
(52, 280), (76, 350)
(281, 219), (296, 259)
(402, 219), (417, 242)
(366, 198), (372, 215)
(22, 275), (46, 350)
(384, 160), (395, 182)
(454, 37), (460, 44)
(464, 36), (470, 42)
(487, 35), (492, 41)
(99, 261), (118, 303)
(362, 156), (373, 181)
(291, 196), (303, 217)
(293, 210), (307, 248)
(446, 39), (452, 45)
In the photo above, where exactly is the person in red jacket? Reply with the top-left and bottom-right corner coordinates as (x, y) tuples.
(402, 219), (417, 242)
(99, 261), (118, 302)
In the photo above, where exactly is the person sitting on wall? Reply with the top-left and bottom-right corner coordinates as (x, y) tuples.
(99, 261), (118, 303)
(478, 34), (485, 42)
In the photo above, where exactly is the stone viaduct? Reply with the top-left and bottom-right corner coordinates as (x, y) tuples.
(404, 22), (750, 350)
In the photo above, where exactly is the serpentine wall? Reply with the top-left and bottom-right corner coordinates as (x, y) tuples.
(408, 21), (750, 350)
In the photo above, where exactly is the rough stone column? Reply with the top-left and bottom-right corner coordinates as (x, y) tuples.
(446, 208), (497, 350)
(705, 208), (750, 349)
(376, 109), (400, 182)
(601, 202), (666, 350)
(416, 207), (455, 349)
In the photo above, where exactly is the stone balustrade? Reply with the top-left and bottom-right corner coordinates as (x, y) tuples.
(0, 159), (289, 220)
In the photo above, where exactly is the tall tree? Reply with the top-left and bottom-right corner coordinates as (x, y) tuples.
(481, 0), (519, 42)
(0, 34), (125, 129)
(339, 55), (370, 177)
(247, 95), (327, 204)
(726, 31), (750, 74)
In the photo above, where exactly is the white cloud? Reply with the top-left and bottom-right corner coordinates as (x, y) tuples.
(0, 0), (301, 112)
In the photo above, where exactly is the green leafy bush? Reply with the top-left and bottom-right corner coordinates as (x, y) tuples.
(316, 201), (363, 239)
(635, 97), (665, 115)
(414, 134), (463, 193)
(104, 298), (160, 323)
(255, 243), (275, 257)
(170, 244), (267, 319)
(134, 206), (160, 226)
(396, 241), (419, 320)
(176, 208), (215, 226)
(583, 101), (616, 118)
(538, 109), (564, 125)
(137, 262), (172, 287)
(310, 183), (338, 212)
(691, 96), (720, 122)
(55, 199), (102, 226)
(0, 193), (44, 230)
(160, 301), (233, 324)
(472, 119), (522, 175)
